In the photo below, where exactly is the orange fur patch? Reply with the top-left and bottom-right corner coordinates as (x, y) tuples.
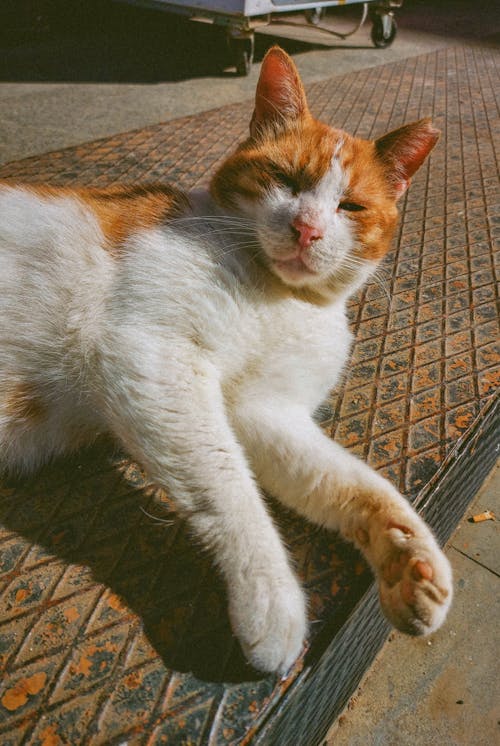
(339, 136), (399, 261)
(211, 119), (337, 209)
(5, 382), (46, 423)
(24, 184), (190, 254)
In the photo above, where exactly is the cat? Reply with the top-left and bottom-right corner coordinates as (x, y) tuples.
(0, 46), (452, 674)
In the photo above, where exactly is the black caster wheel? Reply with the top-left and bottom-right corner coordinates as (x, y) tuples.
(371, 14), (397, 48)
(230, 36), (255, 76)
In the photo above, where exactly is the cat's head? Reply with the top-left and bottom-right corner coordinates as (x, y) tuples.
(210, 46), (439, 298)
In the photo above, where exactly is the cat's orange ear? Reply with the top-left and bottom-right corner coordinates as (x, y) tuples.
(375, 118), (440, 199)
(250, 46), (310, 137)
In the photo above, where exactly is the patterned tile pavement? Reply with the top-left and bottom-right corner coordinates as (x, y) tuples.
(0, 45), (499, 744)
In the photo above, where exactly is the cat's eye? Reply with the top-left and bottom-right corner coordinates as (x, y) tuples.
(273, 171), (299, 194)
(338, 201), (366, 212)
(267, 164), (300, 194)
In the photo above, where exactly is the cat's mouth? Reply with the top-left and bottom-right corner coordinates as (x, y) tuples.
(272, 255), (318, 282)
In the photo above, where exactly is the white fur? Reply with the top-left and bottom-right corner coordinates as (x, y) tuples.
(0, 183), (452, 673)
(245, 156), (355, 289)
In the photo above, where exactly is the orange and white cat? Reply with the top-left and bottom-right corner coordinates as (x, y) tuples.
(0, 47), (452, 673)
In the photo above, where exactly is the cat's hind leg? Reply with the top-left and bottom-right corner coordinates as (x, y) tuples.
(0, 378), (100, 474)
(234, 401), (452, 636)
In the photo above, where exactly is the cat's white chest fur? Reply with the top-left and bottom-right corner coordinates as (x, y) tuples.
(225, 298), (351, 412)
(148, 187), (353, 411)
(113, 220), (351, 415)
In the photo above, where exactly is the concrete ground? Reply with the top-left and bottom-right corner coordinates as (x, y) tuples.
(1, 0), (499, 165)
(0, 1), (499, 743)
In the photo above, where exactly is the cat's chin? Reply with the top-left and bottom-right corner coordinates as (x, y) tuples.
(271, 257), (320, 286)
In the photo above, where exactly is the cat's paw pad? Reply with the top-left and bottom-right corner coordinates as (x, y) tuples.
(377, 522), (452, 636)
(229, 573), (307, 674)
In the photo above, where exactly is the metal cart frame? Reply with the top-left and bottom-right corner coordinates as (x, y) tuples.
(114, 0), (403, 74)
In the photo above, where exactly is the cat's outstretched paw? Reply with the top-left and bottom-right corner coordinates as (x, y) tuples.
(228, 572), (307, 674)
(372, 520), (453, 636)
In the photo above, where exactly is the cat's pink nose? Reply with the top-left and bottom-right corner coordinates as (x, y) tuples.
(291, 218), (323, 249)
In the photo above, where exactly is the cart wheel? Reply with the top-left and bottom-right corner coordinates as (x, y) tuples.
(305, 8), (323, 25)
(231, 36), (254, 76)
(371, 14), (397, 48)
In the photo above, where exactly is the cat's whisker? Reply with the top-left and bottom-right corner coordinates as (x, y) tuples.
(173, 213), (252, 222)
(172, 215), (255, 230)
(140, 506), (175, 526)
(213, 240), (264, 267)
(214, 240), (261, 256)
(177, 229), (257, 239)
(369, 267), (391, 301)
(190, 233), (258, 245)
(344, 252), (391, 300)
(208, 229), (256, 237)
(173, 224), (258, 241)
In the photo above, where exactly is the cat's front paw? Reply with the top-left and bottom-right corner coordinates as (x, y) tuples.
(228, 571), (307, 674)
(371, 518), (453, 636)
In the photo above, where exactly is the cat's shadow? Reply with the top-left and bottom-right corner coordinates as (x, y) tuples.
(0, 440), (266, 683)
(1, 440), (371, 684)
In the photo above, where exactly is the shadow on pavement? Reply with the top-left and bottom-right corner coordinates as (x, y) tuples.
(0, 0), (380, 83)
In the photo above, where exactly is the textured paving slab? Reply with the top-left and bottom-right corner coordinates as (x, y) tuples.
(0, 45), (499, 745)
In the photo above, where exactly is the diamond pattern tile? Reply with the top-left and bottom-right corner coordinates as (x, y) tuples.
(0, 44), (499, 744)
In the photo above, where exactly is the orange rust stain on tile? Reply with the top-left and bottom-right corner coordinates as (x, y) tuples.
(345, 432), (360, 446)
(480, 368), (500, 394)
(125, 671), (143, 689)
(44, 622), (60, 640)
(330, 578), (341, 596)
(107, 592), (127, 613)
(39, 724), (62, 746)
(72, 641), (117, 677)
(73, 653), (93, 677)
(63, 606), (80, 623)
(412, 389), (440, 419)
(415, 366), (438, 389)
(454, 413), (474, 430)
(5, 382), (46, 423)
(15, 588), (29, 604)
(1, 671), (47, 711)
(446, 359), (468, 379)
